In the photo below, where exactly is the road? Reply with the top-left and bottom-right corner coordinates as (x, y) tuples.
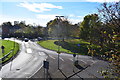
(0, 38), (47, 78)
(0, 38), (109, 79)
(31, 42), (109, 79)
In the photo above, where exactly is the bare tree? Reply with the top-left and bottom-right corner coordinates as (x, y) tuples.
(98, 2), (120, 32)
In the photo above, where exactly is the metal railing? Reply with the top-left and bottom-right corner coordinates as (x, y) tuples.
(0, 50), (13, 61)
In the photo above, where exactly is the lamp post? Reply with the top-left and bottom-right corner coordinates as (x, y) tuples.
(56, 16), (64, 69)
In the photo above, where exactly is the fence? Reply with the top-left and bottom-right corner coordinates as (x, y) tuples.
(0, 50), (13, 61)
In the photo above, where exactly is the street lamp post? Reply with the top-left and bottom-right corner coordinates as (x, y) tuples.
(56, 16), (64, 69)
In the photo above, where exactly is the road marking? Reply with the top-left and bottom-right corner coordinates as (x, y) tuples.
(87, 60), (97, 65)
(33, 42), (39, 47)
(33, 43), (37, 46)
(69, 58), (73, 61)
(24, 72), (31, 75)
(26, 48), (32, 53)
(39, 52), (45, 56)
(28, 60), (44, 78)
(91, 60), (97, 65)
(49, 55), (55, 59)
(60, 57), (64, 61)
(80, 60), (87, 64)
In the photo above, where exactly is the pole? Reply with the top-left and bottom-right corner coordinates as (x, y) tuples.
(10, 61), (12, 71)
(43, 61), (49, 80)
(73, 56), (75, 72)
(56, 16), (64, 70)
(73, 54), (76, 72)
(77, 54), (78, 61)
(44, 68), (46, 80)
(56, 16), (60, 70)
(46, 68), (48, 80)
(77, 44), (81, 61)
(10, 32), (15, 71)
(58, 53), (60, 69)
(58, 36), (60, 69)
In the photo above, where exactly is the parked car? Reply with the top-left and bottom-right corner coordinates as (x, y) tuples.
(30, 39), (35, 42)
(37, 37), (43, 41)
(24, 38), (29, 42)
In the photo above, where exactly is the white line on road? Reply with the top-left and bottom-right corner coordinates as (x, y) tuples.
(26, 48), (32, 53)
(39, 52), (45, 56)
(32, 42), (37, 46)
(24, 72), (31, 75)
(60, 57), (64, 61)
(87, 60), (97, 65)
(91, 61), (97, 65)
(49, 55), (56, 59)
(69, 58), (73, 61)
(28, 61), (44, 78)
(32, 42), (39, 47)
(80, 60), (87, 64)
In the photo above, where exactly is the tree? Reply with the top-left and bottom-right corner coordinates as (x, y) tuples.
(2, 22), (13, 38)
(98, 2), (120, 32)
(97, 2), (120, 78)
(70, 24), (80, 38)
(80, 14), (102, 44)
(47, 19), (58, 37)
(59, 20), (71, 41)
(81, 2), (120, 78)
(47, 17), (78, 41)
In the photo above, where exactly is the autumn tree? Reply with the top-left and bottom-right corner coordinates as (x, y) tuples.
(80, 2), (120, 78)
(97, 2), (120, 78)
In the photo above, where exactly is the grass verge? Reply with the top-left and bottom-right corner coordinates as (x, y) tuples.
(0, 40), (19, 63)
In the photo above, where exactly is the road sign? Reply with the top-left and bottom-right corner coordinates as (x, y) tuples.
(1, 46), (5, 53)
(77, 44), (81, 47)
(73, 54), (76, 57)
(43, 61), (49, 69)
(1, 46), (5, 49)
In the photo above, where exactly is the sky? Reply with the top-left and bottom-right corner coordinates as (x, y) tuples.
(0, 0), (119, 27)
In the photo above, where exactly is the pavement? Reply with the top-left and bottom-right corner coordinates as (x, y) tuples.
(0, 38), (110, 79)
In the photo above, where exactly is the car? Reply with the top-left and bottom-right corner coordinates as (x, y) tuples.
(30, 39), (34, 42)
(1, 37), (4, 39)
(37, 37), (43, 41)
(24, 38), (29, 42)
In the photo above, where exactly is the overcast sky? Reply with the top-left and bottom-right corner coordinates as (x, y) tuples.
(0, 0), (119, 27)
